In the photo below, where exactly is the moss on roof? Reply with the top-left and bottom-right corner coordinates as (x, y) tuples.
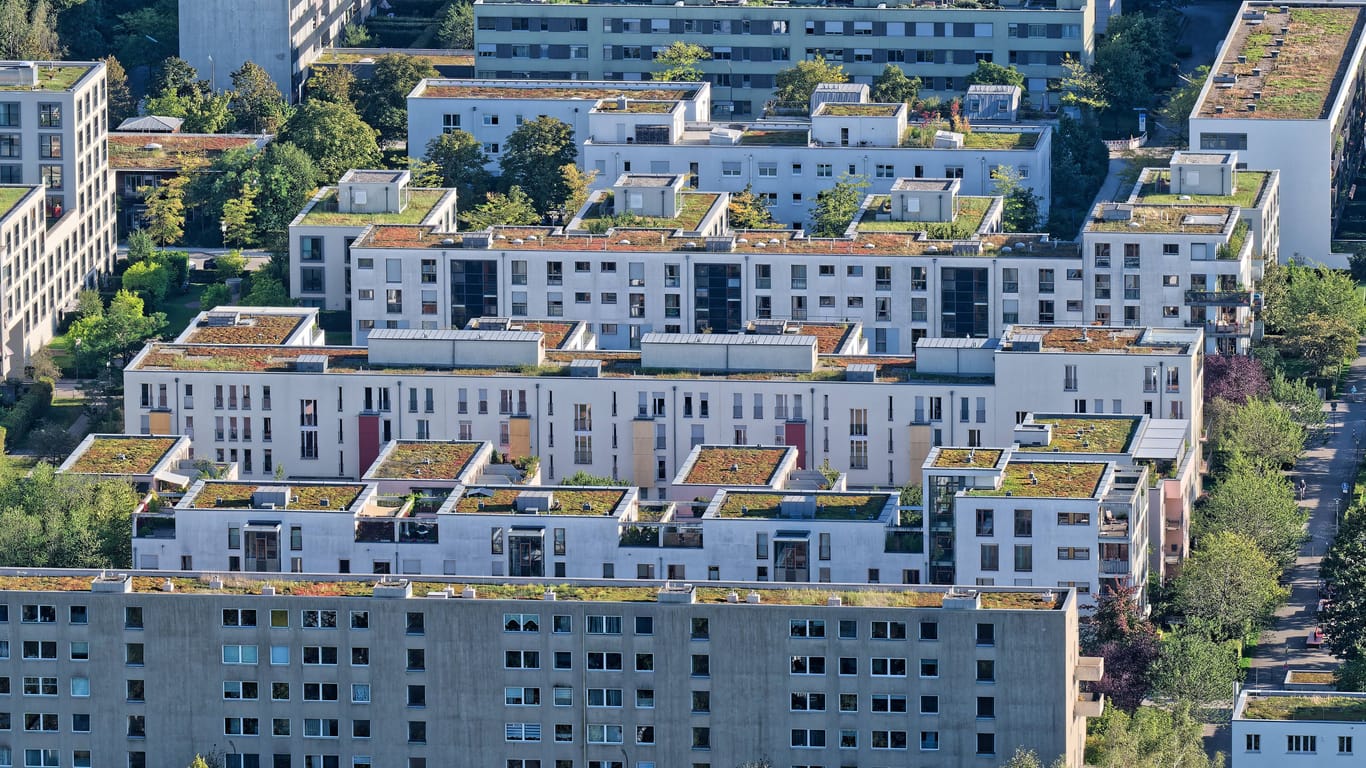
(457, 487), (627, 515)
(0, 187), (33, 220)
(191, 483), (366, 511)
(183, 314), (306, 345)
(372, 442), (480, 479)
(1242, 695), (1366, 722)
(683, 447), (788, 485)
(300, 189), (450, 226)
(716, 492), (888, 520)
(1018, 417), (1139, 454)
(67, 437), (178, 475)
(969, 462), (1106, 499)
(933, 448), (1003, 469)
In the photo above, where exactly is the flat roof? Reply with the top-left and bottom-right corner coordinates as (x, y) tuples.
(816, 103), (901, 117)
(185, 482), (367, 511)
(369, 441), (482, 480)
(0, 63), (95, 92)
(931, 448), (1005, 469)
(1133, 169), (1271, 209)
(1086, 203), (1236, 234)
(297, 188), (453, 228)
(109, 134), (268, 171)
(63, 436), (180, 476)
(575, 191), (720, 233)
(969, 461), (1107, 499)
(0, 186), (36, 221)
(683, 446), (789, 486)
(1197, 4), (1366, 120)
(856, 195), (994, 238)
(180, 312), (309, 345)
(456, 487), (627, 516)
(1018, 416), (1140, 454)
(1001, 326), (1197, 355)
(417, 83), (698, 100)
(0, 570), (1069, 609)
(715, 492), (892, 521)
(1133, 419), (1191, 461)
(341, 170), (407, 183)
(892, 179), (958, 192)
(1238, 691), (1366, 722)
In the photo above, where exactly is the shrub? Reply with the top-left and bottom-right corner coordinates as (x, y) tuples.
(1, 380), (53, 449)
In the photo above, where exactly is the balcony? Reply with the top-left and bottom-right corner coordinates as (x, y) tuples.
(1077, 692), (1105, 718)
(1185, 320), (1257, 337)
(1100, 559), (1129, 574)
(1184, 290), (1252, 307)
(1076, 656), (1104, 682)
(1099, 517), (1129, 538)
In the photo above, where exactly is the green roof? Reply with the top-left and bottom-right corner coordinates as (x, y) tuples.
(578, 192), (720, 233)
(1242, 695), (1366, 722)
(968, 462), (1106, 499)
(0, 187), (34, 220)
(1018, 417), (1139, 454)
(0, 65), (91, 92)
(716, 492), (890, 520)
(856, 195), (994, 239)
(299, 189), (451, 226)
(1136, 171), (1270, 209)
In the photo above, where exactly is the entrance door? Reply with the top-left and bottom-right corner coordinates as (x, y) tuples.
(509, 532), (545, 577)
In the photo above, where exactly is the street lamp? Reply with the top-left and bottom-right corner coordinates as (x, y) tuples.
(207, 55), (215, 93)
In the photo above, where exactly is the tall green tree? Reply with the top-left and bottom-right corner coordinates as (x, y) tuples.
(436, 2), (474, 48)
(992, 166), (1041, 232)
(139, 175), (188, 246)
(653, 41), (711, 82)
(1321, 509), (1366, 660)
(1284, 312), (1359, 377)
(356, 54), (438, 143)
(111, 0), (178, 68)
(809, 174), (868, 237)
(728, 184), (774, 229)
(101, 55), (136, 126)
(1174, 531), (1286, 642)
(1197, 468), (1305, 571)
(870, 64), (921, 105)
(773, 57), (847, 108)
(1086, 704), (1223, 768)
(242, 274), (290, 306)
(279, 99), (381, 184)
(423, 130), (491, 201)
(967, 61), (1025, 88)
(120, 260), (171, 306)
(230, 61), (288, 133)
(306, 66), (356, 105)
(500, 116), (579, 213)
(0, 0), (60, 60)
(1210, 397), (1304, 473)
(1046, 115), (1108, 236)
(68, 290), (167, 370)
(1161, 66), (1209, 146)
(220, 184), (258, 248)
(254, 142), (318, 255)
(1059, 55), (1108, 112)
(1149, 629), (1242, 715)
(150, 56), (200, 99)
(461, 187), (540, 230)
(0, 463), (139, 569)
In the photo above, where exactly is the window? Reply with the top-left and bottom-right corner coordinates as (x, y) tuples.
(224, 680), (259, 700)
(791, 656), (826, 675)
(1287, 735), (1316, 754)
(504, 613), (540, 633)
(977, 732), (996, 756)
(23, 677), (57, 696)
(791, 729), (826, 748)
(587, 615), (621, 635)
(871, 657), (907, 677)
(977, 659), (996, 682)
(1014, 509), (1033, 536)
(587, 688), (623, 707)
(871, 620), (906, 640)
(1340, 736), (1354, 754)
(873, 694), (907, 713)
(223, 644), (259, 664)
(790, 619), (825, 638)
(790, 692), (826, 711)
(1244, 734), (1261, 752)
(588, 724), (624, 744)
(691, 617), (709, 640)
(874, 731), (909, 750)
(20, 641), (54, 660)
(919, 621), (938, 641)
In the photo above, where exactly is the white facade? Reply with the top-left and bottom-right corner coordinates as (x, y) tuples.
(122, 324), (1204, 492)
(1233, 689), (1366, 766)
(178, 0), (374, 101)
(1188, 2), (1366, 266)
(0, 61), (116, 376)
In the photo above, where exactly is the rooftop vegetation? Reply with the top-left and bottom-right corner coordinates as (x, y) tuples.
(1018, 417), (1139, 454)
(1136, 171), (1269, 208)
(819, 104), (900, 117)
(373, 442), (480, 479)
(109, 135), (261, 170)
(182, 314), (306, 345)
(856, 195), (993, 239)
(0, 65), (89, 92)
(969, 462), (1106, 498)
(682, 447), (788, 485)
(456, 487), (627, 515)
(0, 187), (33, 220)
(66, 437), (178, 475)
(738, 129), (810, 146)
(190, 483), (367, 511)
(1242, 695), (1366, 722)
(933, 448), (1003, 469)
(300, 189), (450, 226)
(716, 492), (888, 520)
(579, 192), (718, 233)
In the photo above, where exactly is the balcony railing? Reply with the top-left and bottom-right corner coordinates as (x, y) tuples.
(1184, 290), (1252, 306)
(1100, 559), (1129, 574)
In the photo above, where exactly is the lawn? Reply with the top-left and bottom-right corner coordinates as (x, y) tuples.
(162, 284), (207, 339)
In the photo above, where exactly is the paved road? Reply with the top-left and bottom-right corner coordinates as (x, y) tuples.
(1246, 345), (1366, 686)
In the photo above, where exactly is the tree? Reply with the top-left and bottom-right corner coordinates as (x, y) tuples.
(0, 0), (60, 60)
(728, 184), (774, 229)
(140, 175), (188, 246)
(121, 260), (171, 306)
(999, 748), (1066, 768)
(423, 130), (492, 201)
(1203, 354), (1270, 404)
(341, 22), (371, 47)
(199, 283), (232, 311)
(186, 146), (262, 242)
(68, 290), (167, 373)
(1284, 312), (1359, 377)
(254, 142), (318, 256)
(151, 56), (199, 99)
(1270, 371), (1326, 430)
(1082, 582), (1159, 712)
(1150, 629), (1242, 715)
(230, 61), (287, 134)
(1264, 263), (1366, 334)
(562, 471), (618, 486)
(560, 164), (595, 218)
(1161, 66), (1209, 145)
(967, 61), (1025, 88)
(188, 757), (212, 768)
(1086, 704), (1223, 768)
(870, 64), (921, 105)
(182, 90), (234, 134)
(1059, 55), (1107, 112)
(992, 166), (1041, 232)
(1211, 397), (1304, 473)
(109, 0), (178, 68)
(127, 229), (156, 264)
(1174, 531), (1286, 642)
(242, 274), (290, 306)
(461, 187), (540, 230)
(27, 347), (59, 381)
(809, 174), (868, 237)
(306, 66), (356, 105)
(0, 463), (139, 569)
(1197, 468), (1306, 571)
(220, 184), (258, 248)
(774, 57), (848, 108)
(75, 289), (101, 319)
(101, 55), (136, 126)
(216, 250), (248, 280)
(280, 100), (380, 184)
(500, 117), (579, 214)
(436, 2), (474, 48)
(356, 54), (439, 143)
(653, 41), (710, 82)
(1321, 509), (1366, 660)
(1046, 115), (1109, 237)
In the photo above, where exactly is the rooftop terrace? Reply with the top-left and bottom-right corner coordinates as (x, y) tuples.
(0, 64), (91, 92)
(299, 189), (452, 227)
(1198, 5), (1365, 119)
(187, 482), (367, 511)
(682, 446), (789, 485)
(456, 487), (627, 515)
(109, 134), (266, 171)
(969, 461), (1107, 499)
(1019, 417), (1140, 454)
(1134, 170), (1271, 209)
(64, 437), (179, 476)
(1240, 693), (1366, 722)
(0, 571), (1068, 609)
(181, 313), (308, 345)
(370, 441), (481, 480)
(715, 492), (889, 521)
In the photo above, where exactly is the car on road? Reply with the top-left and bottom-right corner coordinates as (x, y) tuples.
(202, 257), (217, 270)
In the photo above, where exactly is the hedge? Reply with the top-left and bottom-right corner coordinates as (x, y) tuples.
(2, 379), (52, 449)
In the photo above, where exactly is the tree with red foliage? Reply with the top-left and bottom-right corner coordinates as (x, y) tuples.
(1203, 354), (1270, 405)
(1082, 581), (1159, 712)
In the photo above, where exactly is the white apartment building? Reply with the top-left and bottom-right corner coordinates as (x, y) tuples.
(1189, 2), (1366, 266)
(406, 79), (711, 167)
(317, 171), (1080, 350)
(178, 0), (374, 100)
(923, 412), (1200, 594)
(1233, 689), (1366, 766)
(470, 0), (1097, 117)
(1081, 151), (1280, 355)
(122, 323), (1205, 492)
(0, 61), (116, 377)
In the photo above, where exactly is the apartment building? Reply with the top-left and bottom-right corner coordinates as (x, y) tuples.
(0, 61), (117, 377)
(178, 0), (374, 101)
(110, 132), (272, 237)
(406, 79), (712, 168)
(121, 322), (1204, 490)
(922, 412), (1201, 595)
(1189, 2), (1366, 266)
(470, 0), (1096, 118)
(404, 78), (1053, 217)
(307, 171), (1079, 349)
(1233, 689), (1366, 766)
(1080, 151), (1280, 354)
(0, 570), (1102, 768)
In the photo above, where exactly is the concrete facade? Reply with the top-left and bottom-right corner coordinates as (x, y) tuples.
(1233, 689), (1366, 766)
(470, 0), (1095, 118)
(0, 61), (117, 377)
(0, 570), (1101, 767)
